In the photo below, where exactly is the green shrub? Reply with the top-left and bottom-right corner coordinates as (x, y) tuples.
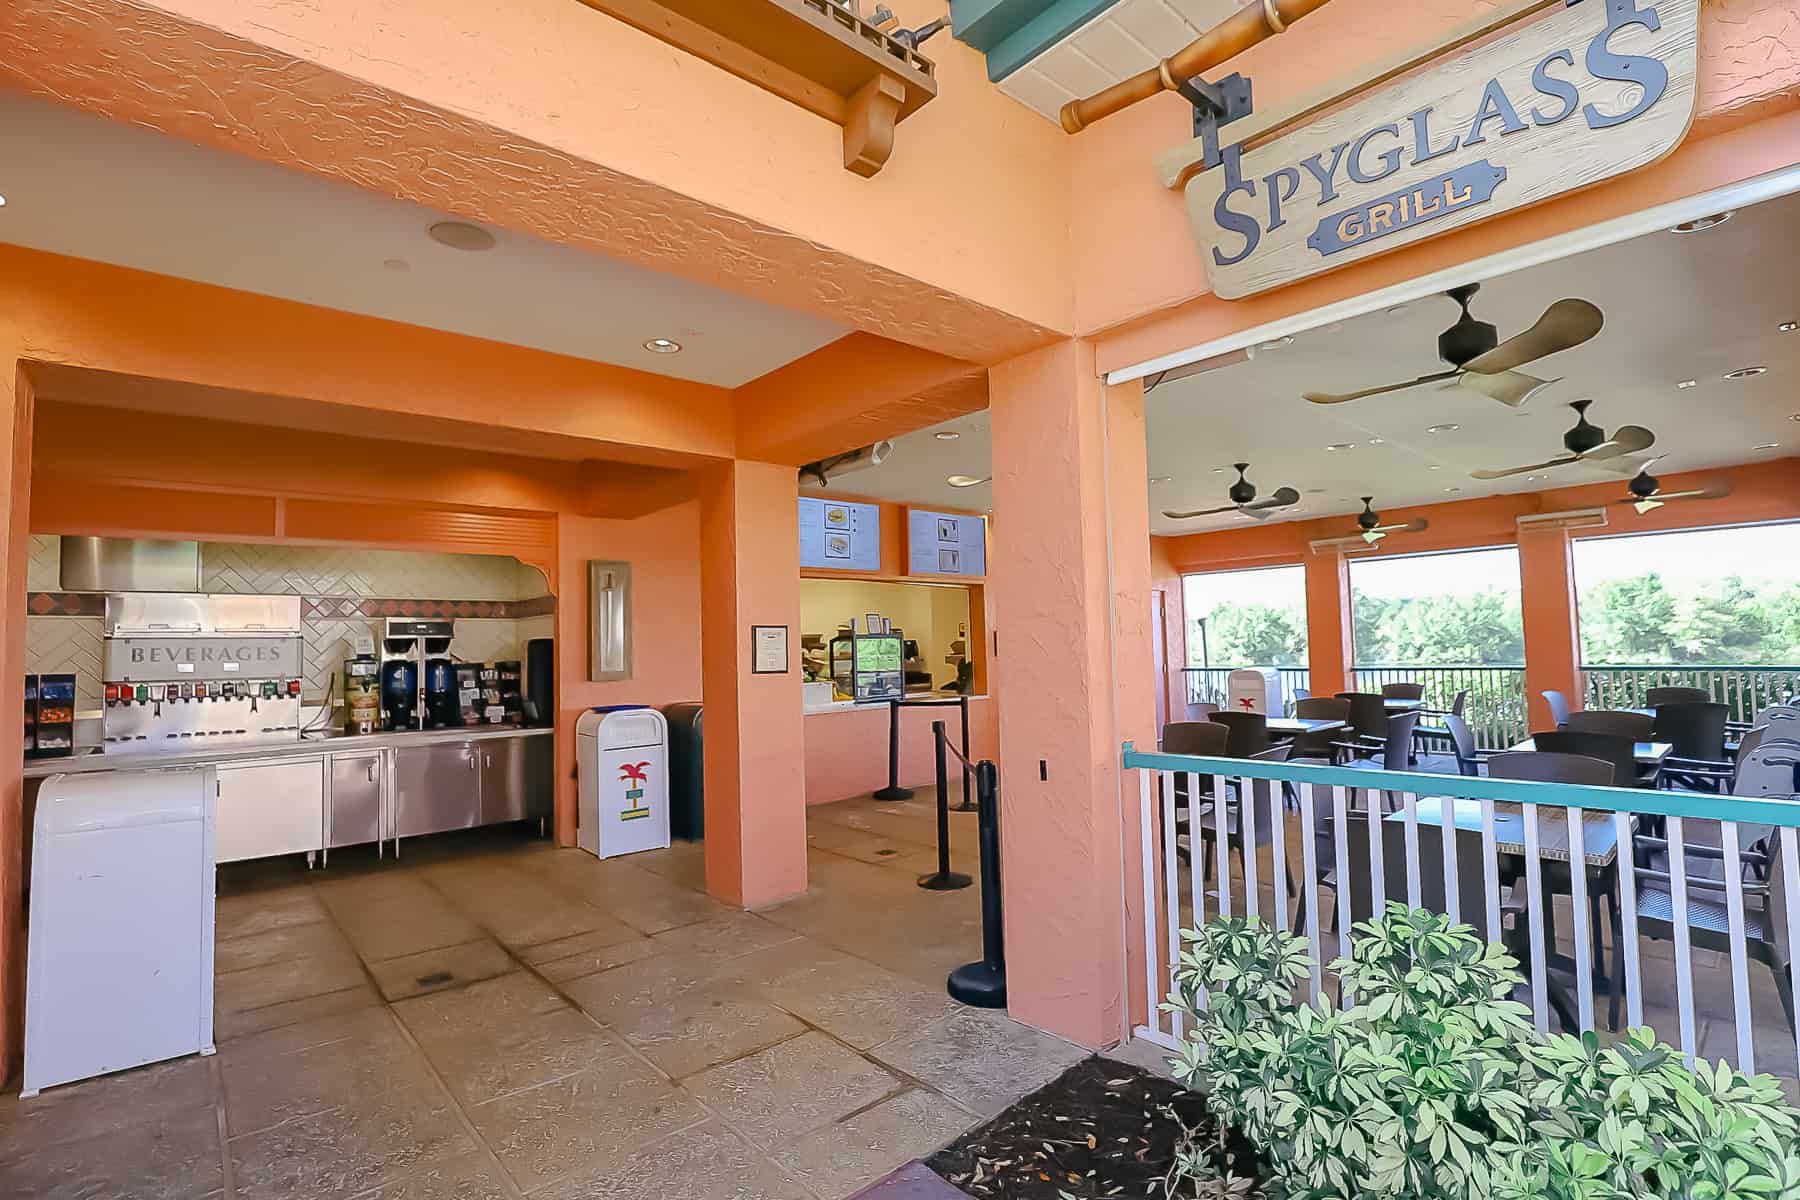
(1167, 903), (1800, 1199)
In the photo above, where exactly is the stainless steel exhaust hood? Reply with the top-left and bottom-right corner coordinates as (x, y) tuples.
(59, 538), (202, 593)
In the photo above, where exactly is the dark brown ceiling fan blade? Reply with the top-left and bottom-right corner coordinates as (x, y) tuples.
(1303, 370), (1459, 405)
(1456, 369), (1558, 407)
(1162, 504), (1239, 519)
(1628, 483), (1732, 504)
(1461, 299), (1604, 375)
(1240, 487), (1301, 511)
(1581, 424), (1656, 461)
(1470, 454), (1579, 480)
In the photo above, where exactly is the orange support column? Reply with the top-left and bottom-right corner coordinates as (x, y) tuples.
(1, 359), (34, 1080)
(1518, 525), (1585, 729)
(988, 339), (1153, 1048)
(698, 460), (807, 909)
(1304, 547), (1355, 697)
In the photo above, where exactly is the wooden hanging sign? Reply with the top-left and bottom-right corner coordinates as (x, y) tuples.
(1175, 0), (1700, 300)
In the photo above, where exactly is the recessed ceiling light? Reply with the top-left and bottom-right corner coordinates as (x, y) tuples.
(1780, 321), (1798, 333)
(1148, 475), (1171, 484)
(1304, 487), (1325, 495)
(1676, 379), (1698, 390)
(0, 194), (8, 208)
(1367, 437), (1385, 445)
(382, 258), (410, 272)
(644, 338), (683, 354)
(1789, 413), (1800, 422)
(1526, 475), (1544, 481)
(1724, 366), (1767, 380)
(1671, 212), (1732, 234)
(934, 430), (960, 441)
(1258, 336), (1294, 351)
(1325, 442), (1356, 451)
(1444, 486), (1463, 494)
(426, 220), (496, 251)
(946, 475), (989, 488)
(1427, 465), (1443, 471)
(1426, 423), (1460, 434)
(1754, 442), (1780, 450)
(1386, 304), (1409, 316)
(1211, 466), (1227, 474)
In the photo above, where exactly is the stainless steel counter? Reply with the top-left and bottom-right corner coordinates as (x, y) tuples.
(24, 726), (555, 865)
(23, 725), (551, 778)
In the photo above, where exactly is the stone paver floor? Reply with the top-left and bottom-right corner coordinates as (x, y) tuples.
(0, 794), (1085, 1199)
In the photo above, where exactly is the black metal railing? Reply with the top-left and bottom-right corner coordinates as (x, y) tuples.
(1353, 665), (1527, 749)
(1583, 665), (1800, 724)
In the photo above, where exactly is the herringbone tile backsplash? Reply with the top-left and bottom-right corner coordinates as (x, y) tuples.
(26, 537), (554, 713)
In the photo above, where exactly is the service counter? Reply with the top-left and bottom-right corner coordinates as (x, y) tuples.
(801, 693), (998, 806)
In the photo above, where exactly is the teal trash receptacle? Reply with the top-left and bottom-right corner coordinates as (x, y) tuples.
(662, 702), (704, 840)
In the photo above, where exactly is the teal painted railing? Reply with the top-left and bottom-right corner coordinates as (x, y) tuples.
(1121, 740), (1800, 1077)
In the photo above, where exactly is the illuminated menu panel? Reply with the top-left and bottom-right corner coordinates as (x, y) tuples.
(907, 509), (986, 577)
(798, 497), (881, 571)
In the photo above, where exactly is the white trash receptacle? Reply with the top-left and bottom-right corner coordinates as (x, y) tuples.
(576, 706), (671, 859)
(1226, 668), (1285, 717)
(24, 766), (217, 1096)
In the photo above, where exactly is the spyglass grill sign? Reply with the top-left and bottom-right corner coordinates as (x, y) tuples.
(1182, 0), (1699, 300)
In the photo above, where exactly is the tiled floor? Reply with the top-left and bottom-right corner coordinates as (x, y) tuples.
(0, 794), (1087, 1200)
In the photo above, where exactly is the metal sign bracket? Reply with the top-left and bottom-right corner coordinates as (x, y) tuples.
(1181, 71), (1254, 171)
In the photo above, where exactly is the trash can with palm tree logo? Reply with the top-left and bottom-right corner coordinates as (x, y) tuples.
(576, 706), (669, 859)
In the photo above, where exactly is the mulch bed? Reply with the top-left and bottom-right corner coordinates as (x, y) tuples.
(926, 1057), (1266, 1198)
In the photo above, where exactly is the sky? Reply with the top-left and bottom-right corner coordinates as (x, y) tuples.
(1181, 521), (1800, 621)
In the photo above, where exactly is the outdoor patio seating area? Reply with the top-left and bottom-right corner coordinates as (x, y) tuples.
(0, 800), (1085, 1200)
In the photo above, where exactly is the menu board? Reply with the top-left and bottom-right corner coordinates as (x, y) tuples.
(798, 497), (881, 571)
(907, 509), (987, 577)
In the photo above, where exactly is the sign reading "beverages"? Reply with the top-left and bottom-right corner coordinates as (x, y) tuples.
(1177, 0), (1699, 299)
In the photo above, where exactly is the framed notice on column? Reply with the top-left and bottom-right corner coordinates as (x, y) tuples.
(906, 509), (986, 577)
(751, 625), (789, 674)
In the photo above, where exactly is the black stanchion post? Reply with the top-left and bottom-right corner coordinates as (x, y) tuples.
(952, 695), (975, 812)
(872, 698), (911, 801)
(947, 759), (1006, 1007)
(918, 721), (971, 891)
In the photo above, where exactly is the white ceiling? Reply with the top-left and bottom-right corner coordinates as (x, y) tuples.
(824, 187), (1800, 529)
(0, 90), (846, 388)
(996, 0), (1249, 123)
(1144, 188), (1800, 535)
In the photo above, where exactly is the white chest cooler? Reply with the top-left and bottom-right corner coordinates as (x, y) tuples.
(24, 766), (217, 1096)
(576, 707), (671, 859)
(1227, 668), (1286, 717)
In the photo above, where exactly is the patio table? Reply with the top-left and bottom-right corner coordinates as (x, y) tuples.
(1266, 717), (1347, 739)
(1509, 736), (1673, 767)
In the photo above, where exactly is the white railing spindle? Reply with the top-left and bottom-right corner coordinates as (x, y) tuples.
(1242, 777), (1260, 920)
(1138, 769), (1163, 1042)
(1667, 815), (1697, 1064)
(1401, 791), (1422, 910)
(1480, 797), (1501, 944)
(1215, 776), (1233, 920)
(1567, 806), (1594, 1034)
(1720, 819), (1754, 1074)
(1614, 809), (1644, 1030)
(1162, 769), (1184, 1041)
(1782, 827), (1800, 1077)
(1298, 783), (1323, 1002)
(1332, 786), (1351, 955)
(1439, 795), (1460, 924)
(1522, 800), (1549, 1034)
(1269, 782), (1289, 934)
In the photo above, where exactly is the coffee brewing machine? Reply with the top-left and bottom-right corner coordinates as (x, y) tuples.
(101, 594), (304, 750)
(379, 617), (455, 731)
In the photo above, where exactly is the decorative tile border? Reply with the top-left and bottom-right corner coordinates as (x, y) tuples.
(27, 592), (105, 617)
(27, 592), (556, 619)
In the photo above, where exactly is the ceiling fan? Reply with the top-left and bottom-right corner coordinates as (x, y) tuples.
(1163, 463), (1300, 521)
(1354, 497), (1429, 544)
(1617, 458), (1732, 513)
(1302, 284), (1602, 407)
(1470, 400), (1655, 480)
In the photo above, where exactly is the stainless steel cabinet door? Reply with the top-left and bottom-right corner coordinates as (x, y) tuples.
(328, 754), (383, 848)
(216, 758), (324, 863)
(393, 742), (479, 839)
(478, 738), (527, 825)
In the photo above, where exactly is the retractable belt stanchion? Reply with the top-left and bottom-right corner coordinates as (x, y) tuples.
(872, 699), (911, 801)
(947, 759), (1006, 1007)
(917, 721), (972, 892)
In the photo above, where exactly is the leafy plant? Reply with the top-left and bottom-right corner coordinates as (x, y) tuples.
(1167, 904), (1800, 1199)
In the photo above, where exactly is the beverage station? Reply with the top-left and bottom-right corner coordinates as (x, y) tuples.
(24, 580), (553, 866)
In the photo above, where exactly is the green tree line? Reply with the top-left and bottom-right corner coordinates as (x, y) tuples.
(1187, 572), (1800, 668)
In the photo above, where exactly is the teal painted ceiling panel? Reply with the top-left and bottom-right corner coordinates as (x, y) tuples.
(951, 0), (1123, 82)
